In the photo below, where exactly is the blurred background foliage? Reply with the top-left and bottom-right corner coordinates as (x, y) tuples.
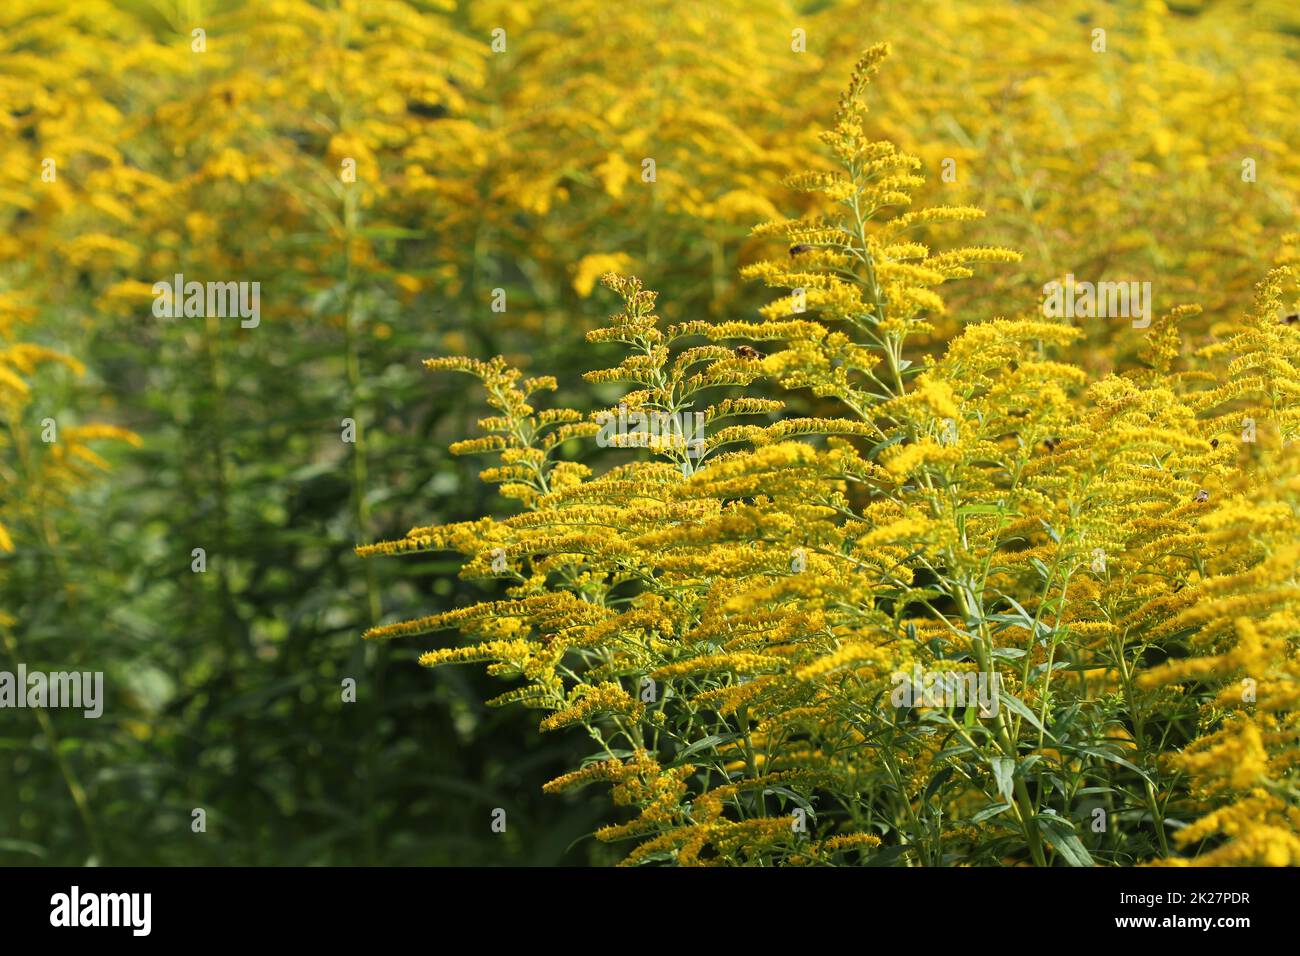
(1, 0), (1298, 864)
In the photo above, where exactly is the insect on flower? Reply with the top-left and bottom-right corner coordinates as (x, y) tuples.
(407, 100), (448, 119)
(1194, 489), (1210, 503)
(788, 243), (812, 256)
(733, 345), (763, 360)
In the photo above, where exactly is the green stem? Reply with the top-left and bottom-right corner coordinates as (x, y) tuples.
(0, 624), (106, 864)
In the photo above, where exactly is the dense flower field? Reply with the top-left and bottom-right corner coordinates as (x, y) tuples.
(2, 0), (1298, 866)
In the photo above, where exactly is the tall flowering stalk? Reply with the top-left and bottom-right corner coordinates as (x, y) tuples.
(362, 46), (1300, 866)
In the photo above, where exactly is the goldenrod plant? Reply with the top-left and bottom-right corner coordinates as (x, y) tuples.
(3, 0), (1299, 868)
(363, 44), (1300, 866)
(810, 0), (1300, 371)
(0, 290), (138, 864)
(0, 295), (139, 559)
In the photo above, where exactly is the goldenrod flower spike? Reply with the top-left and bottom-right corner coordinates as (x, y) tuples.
(360, 43), (1300, 867)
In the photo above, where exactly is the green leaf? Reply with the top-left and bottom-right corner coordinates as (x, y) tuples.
(0, 839), (46, 858)
(763, 786), (815, 816)
(998, 691), (1057, 742)
(1035, 813), (1095, 867)
(924, 765), (954, 802)
(997, 594), (1036, 627)
(581, 749), (634, 768)
(675, 733), (739, 761)
(1072, 746), (1152, 784)
(971, 802), (1012, 823)
(865, 844), (913, 867)
(991, 756), (1015, 804)
(867, 434), (906, 460)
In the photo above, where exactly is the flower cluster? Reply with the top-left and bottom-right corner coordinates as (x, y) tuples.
(363, 45), (1300, 866)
